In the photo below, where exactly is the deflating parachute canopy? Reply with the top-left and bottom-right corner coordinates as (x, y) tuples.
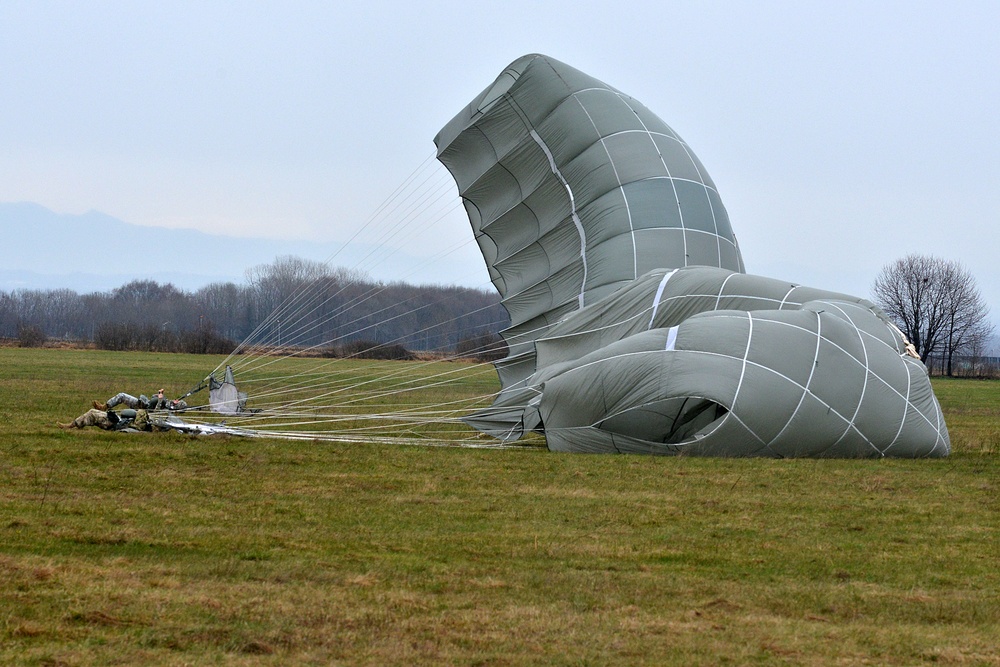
(472, 266), (949, 457)
(437, 54), (949, 457)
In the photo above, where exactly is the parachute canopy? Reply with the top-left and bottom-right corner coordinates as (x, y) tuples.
(435, 53), (744, 391)
(436, 54), (949, 457)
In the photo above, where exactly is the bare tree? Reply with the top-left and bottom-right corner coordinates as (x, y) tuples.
(963, 328), (995, 377)
(872, 254), (994, 374)
(938, 264), (994, 375)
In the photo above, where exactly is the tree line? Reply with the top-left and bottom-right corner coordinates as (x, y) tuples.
(6, 251), (992, 376)
(1, 256), (509, 357)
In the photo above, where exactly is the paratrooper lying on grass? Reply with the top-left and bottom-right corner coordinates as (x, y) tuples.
(93, 388), (187, 412)
(58, 408), (167, 432)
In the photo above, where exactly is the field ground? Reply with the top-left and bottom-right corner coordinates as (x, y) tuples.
(1, 348), (998, 665)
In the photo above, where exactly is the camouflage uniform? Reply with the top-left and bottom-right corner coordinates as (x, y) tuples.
(63, 408), (158, 431)
(103, 392), (182, 412)
(132, 409), (151, 431)
(106, 393), (148, 409)
(67, 409), (115, 429)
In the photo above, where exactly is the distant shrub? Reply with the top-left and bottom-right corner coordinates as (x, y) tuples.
(150, 329), (181, 353)
(17, 324), (46, 348)
(95, 321), (233, 354)
(94, 322), (133, 351)
(455, 333), (508, 362)
(179, 326), (236, 355)
(338, 339), (414, 361)
(320, 345), (343, 358)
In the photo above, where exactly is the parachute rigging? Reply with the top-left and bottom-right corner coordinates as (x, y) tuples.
(175, 53), (948, 457)
(164, 153), (521, 447)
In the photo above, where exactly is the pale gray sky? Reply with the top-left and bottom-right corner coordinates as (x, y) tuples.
(2, 1), (998, 315)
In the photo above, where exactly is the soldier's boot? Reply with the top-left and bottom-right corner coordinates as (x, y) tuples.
(93, 401), (108, 410)
(57, 422), (74, 429)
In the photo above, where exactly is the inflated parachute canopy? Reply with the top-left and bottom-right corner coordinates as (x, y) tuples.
(435, 53), (744, 390)
(436, 54), (949, 457)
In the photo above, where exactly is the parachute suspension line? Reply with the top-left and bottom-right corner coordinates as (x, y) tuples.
(187, 145), (518, 445)
(244, 357), (496, 424)
(223, 296), (508, 418)
(214, 151), (449, 373)
(223, 226), (494, 387)
(222, 301), (510, 411)
(250, 323), (510, 412)
(229, 167), (477, 367)
(207, 369), (505, 441)
(225, 361), (504, 426)
(215, 245), (482, 407)
(258, 330), (505, 404)
(224, 280), (506, 405)
(221, 195), (487, 380)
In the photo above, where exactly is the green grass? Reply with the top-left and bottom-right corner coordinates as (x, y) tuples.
(1, 348), (998, 665)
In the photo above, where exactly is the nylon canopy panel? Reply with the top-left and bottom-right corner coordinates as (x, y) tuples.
(435, 53), (744, 375)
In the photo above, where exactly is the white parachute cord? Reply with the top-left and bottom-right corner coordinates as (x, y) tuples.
(227, 212), (475, 376)
(201, 303), (513, 425)
(222, 176), (467, 375)
(198, 148), (530, 441)
(241, 341), (505, 410)
(217, 365), (505, 430)
(215, 151), (445, 371)
(230, 307), (510, 408)
(227, 258), (500, 385)
(240, 171), (460, 355)
(223, 212), (494, 386)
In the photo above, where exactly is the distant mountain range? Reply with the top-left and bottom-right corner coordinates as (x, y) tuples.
(0, 202), (480, 293)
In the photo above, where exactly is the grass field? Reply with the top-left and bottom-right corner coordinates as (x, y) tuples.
(1, 348), (998, 665)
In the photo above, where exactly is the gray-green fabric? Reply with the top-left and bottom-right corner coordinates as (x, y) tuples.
(467, 266), (948, 457)
(435, 53), (744, 390)
(437, 54), (949, 457)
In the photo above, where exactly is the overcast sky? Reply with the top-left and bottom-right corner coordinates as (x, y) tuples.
(2, 1), (998, 317)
